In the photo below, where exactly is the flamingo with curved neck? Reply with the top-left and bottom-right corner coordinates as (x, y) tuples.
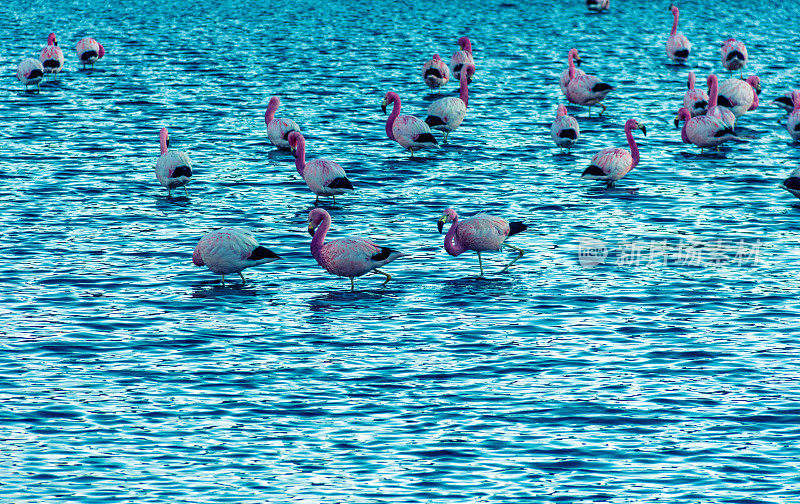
(287, 132), (353, 204)
(677, 107), (736, 152)
(450, 36), (475, 81)
(666, 4), (691, 64)
(39, 32), (64, 75)
(382, 91), (438, 155)
(560, 48), (585, 95)
(581, 118), (646, 185)
(669, 4), (679, 36)
(155, 127), (192, 197)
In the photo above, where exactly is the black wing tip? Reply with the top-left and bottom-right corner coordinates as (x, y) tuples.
(249, 246), (280, 261)
(425, 116), (445, 127)
(715, 127), (736, 137)
(694, 100), (708, 109)
(776, 96), (793, 106)
(718, 96), (734, 108)
(172, 166), (192, 178)
(508, 222), (528, 237)
(674, 49), (690, 58)
(558, 128), (577, 139)
(28, 69), (44, 79)
(42, 60), (60, 68)
(80, 50), (98, 61)
(371, 247), (397, 261)
(416, 133), (438, 145)
(592, 83), (613, 92)
(424, 68), (443, 78)
(582, 165), (606, 177)
(783, 177), (800, 191)
(326, 177), (353, 190)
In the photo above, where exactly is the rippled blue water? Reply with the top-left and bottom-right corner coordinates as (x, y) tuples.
(2, 0), (800, 501)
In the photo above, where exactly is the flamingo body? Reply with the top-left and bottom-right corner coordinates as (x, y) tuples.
(666, 5), (691, 64)
(382, 91), (437, 155)
(288, 132), (353, 202)
(422, 54), (450, 90)
(787, 91), (800, 142)
(721, 38), (748, 72)
(76, 37), (105, 68)
(155, 128), (192, 195)
(677, 108), (736, 149)
(308, 208), (403, 289)
(582, 119), (645, 184)
(717, 76), (760, 117)
(551, 105), (580, 150)
(192, 228), (280, 282)
(264, 96), (300, 149)
(39, 33), (64, 74)
(16, 59), (44, 91)
(450, 37), (474, 81)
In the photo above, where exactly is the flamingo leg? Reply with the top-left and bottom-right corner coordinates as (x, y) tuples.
(410, 149), (415, 158)
(443, 131), (449, 144)
(167, 188), (172, 197)
(500, 244), (525, 273)
(315, 195), (319, 205)
(221, 274), (226, 286)
(374, 269), (391, 285)
(239, 272), (246, 284)
(350, 278), (355, 291)
(477, 251), (484, 277)
(598, 103), (607, 116)
(183, 186), (189, 197)
(332, 194), (336, 205)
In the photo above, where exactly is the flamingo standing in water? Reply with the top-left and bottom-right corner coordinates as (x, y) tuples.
(382, 91), (438, 156)
(717, 75), (760, 118)
(705, 74), (736, 130)
(551, 104), (580, 152)
(450, 37), (474, 81)
(721, 38), (747, 76)
(422, 54), (450, 91)
(682, 72), (708, 117)
(39, 33), (64, 75)
(437, 208), (527, 276)
(666, 4), (691, 64)
(155, 128), (193, 197)
(582, 118), (646, 185)
(193, 228), (281, 285)
(559, 48), (585, 95)
(586, 0), (610, 11)
(564, 56), (614, 116)
(781, 166), (800, 199)
(264, 96), (300, 150)
(676, 107), (736, 153)
(16, 59), (44, 92)
(308, 208), (404, 290)
(425, 63), (475, 143)
(76, 37), (105, 69)
(787, 90), (800, 142)
(287, 132), (353, 205)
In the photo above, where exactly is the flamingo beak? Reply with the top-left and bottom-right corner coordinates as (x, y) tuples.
(673, 116), (680, 128)
(166, 137), (170, 148)
(437, 216), (445, 234)
(575, 57), (582, 66)
(308, 222), (316, 236)
(381, 100), (387, 114)
(639, 124), (647, 136)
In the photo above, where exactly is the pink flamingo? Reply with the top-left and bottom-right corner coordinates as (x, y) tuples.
(705, 74), (736, 130)
(717, 76), (760, 117)
(193, 228), (281, 285)
(586, 0), (610, 11)
(449, 37), (475, 81)
(559, 48), (585, 95)
(155, 128), (192, 197)
(787, 90), (800, 142)
(666, 4), (691, 64)
(308, 208), (404, 290)
(564, 56), (614, 116)
(781, 166), (800, 199)
(551, 104), (580, 152)
(438, 208), (527, 276)
(676, 107), (736, 153)
(76, 37), (105, 69)
(721, 38), (747, 76)
(424, 63), (475, 143)
(287, 132), (353, 204)
(422, 54), (450, 91)
(682, 72), (708, 117)
(16, 58), (44, 93)
(382, 91), (438, 156)
(581, 118), (646, 185)
(39, 33), (64, 75)
(264, 96), (300, 150)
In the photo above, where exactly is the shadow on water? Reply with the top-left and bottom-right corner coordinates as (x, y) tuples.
(190, 280), (264, 299)
(582, 184), (640, 197)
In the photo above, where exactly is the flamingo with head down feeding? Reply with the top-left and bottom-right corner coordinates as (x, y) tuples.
(39, 33), (64, 75)
(586, 0), (610, 11)
(308, 208), (404, 291)
(682, 72), (708, 117)
(559, 48), (585, 95)
(676, 107), (736, 153)
(287, 132), (353, 205)
(666, 4), (691, 64)
(717, 75), (760, 118)
(193, 228), (281, 285)
(581, 118), (646, 186)
(424, 63), (475, 143)
(450, 37), (474, 81)
(564, 56), (614, 116)
(721, 38), (747, 76)
(422, 54), (450, 91)
(437, 208), (527, 276)
(787, 90), (800, 142)
(382, 91), (438, 156)
(16, 59), (44, 92)
(76, 37), (105, 69)
(155, 128), (192, 197)
(264, 96), (300, 150)
(551, 105), (580, 152)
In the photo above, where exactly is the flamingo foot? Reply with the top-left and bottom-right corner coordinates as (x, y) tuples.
(374, 269), (392, 285)
(239, 272), (246, 284)
(598, 103), (607, 116)
(184, 186), (189, 197)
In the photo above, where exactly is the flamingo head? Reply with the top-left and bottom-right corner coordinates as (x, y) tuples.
(569, 48), (582, 66)
(381, 91), (398, 114)
(432, 54), (441, 61)
(47, 33), (57, 46)
(458, 37), (472, 54)
(675, 108), (691, 128)
(463, 64), (475, 84)
(437, 208), (458, 234)
(747, 75), (761, 95)
(265, 96), (281, 124)
(556, 104), (568, 117)
(308, 208), (328, 236)
(287, 131), (303, 156)
(626, 118), (646, 136)
(669, 4), (678, 15)
(706, 73), (717, 89)
(159, 128), (169, 154)
(687, 72), (695, 89)
(98, 42), (105, 59)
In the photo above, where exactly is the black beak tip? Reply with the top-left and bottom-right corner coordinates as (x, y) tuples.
(437, 221), (444, 234)
(308, 227), (315, 237)
(673, 118), (680, 128)
(381, 104), (387, 114)
(641, 126), (647, 136)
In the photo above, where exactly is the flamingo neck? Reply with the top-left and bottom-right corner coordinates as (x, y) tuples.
(708, 77), (718, 107)
(385, 96), (400, 141)
(556, 105), (567, 117)
(626, 123), (640, 170)
(159, 132), (168, 155)
(793, 92), (800, 112)
(568, 51), (576, 80)
(265, 102), (278, 123)
(687, 72), (695, 89)
(310, 213), (330, 262)
(443, 216), (466, 256)
(462, 39), (472, 56)
(671, 8), (679, 36)
(459, 72), (469, 107)
(680, 121), (689, 143)
(294, 138), (306, 177)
